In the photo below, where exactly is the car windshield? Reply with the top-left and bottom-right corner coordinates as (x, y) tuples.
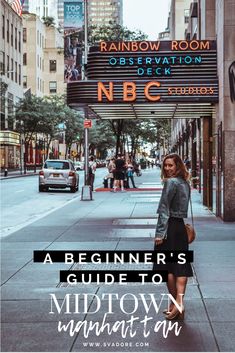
(44, 161), (70, 170)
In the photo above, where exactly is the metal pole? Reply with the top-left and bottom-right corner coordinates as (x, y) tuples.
(84, 0), (88, 69)
(20, 133), (24, 174)
(84, 109), (89, 186)
(83, 0), (89, 187)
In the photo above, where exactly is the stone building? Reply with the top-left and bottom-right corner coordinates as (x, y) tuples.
(0, 0), (24, 169)
(168, 0), (235, 221)
(22, 13), (65, 96)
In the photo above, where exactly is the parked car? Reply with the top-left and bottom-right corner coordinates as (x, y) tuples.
(74, 161), (84, 171)
(39, 159), (79, 193)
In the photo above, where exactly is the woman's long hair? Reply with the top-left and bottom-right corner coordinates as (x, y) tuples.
(161, 153), (190, 181)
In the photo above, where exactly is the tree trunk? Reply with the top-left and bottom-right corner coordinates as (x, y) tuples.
(115, 120), (124, 156)
(46, 136), (52, 159)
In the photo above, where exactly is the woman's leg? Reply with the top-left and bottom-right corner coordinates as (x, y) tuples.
(175, 276), (187, 306)
(130, 175), (136, 188)
(126, 176), (130, 188)
(167, 273), (177, 310)
(165, 276), (187, 319)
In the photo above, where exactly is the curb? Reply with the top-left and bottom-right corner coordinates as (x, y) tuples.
(0, 173), (39, 180)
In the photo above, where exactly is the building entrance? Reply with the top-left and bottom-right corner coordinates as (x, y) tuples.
(67, 40), (218, 214)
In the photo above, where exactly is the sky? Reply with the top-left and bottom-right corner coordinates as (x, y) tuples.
(123, 0), (171, 40)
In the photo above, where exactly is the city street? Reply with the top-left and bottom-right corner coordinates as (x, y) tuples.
(1, 167), (235, 352)
(0, 168), (106, 237)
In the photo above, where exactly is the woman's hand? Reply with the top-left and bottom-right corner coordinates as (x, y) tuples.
(155, 237), (164, 245)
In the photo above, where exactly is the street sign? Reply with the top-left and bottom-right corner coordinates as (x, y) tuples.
(84, 119), (92, 128)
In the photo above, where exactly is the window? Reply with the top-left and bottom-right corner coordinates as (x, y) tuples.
(15, 27), (17, 49)
(18, 31), (21, 52)
(37, 30), (39, 45)
(11, 59), (13, 80)
(2, 15), (5, 39)
(49, 81), (57, 93)
(15, 61), (17, 83)
(7, 55), (9, 78)
(23, 53), (27, 65)
(11, 24), (13, 46)
(23, 75), (27, 88)
(184, 9), (190, 24)
(8, 93), (14, 130)
(1, 95), (6, 129)
(19, 64), (21, 85)
(7, 19), (9, 42)
(49, 60), (56, 72)
(0, 51), (5, 74)
(23, 28), (27, 42)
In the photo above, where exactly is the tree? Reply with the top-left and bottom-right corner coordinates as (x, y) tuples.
(13, 94), (85, 167)
(63, 107), (83, 158)
(42, 16), (56, 27)
(89, 24), (148, 44)
(89, 120), (116, 158)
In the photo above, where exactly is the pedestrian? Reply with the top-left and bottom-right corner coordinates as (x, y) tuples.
(107, 158), (115, 189)
(154, 153), (193, 320)
(183, 155), (191, 170)
(126, 159), (137, 188)
(88, 156), (96, 191)
(113, 154), (126, 192)
(156, 158), (161, 169)
(133, 160), (141, 176)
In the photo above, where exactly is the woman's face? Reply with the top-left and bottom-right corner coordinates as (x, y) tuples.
(164, 158), (177, 178)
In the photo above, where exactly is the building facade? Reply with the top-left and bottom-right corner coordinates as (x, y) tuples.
(23, 0), (60, 26)
(21, 13), (65, 167)
(168, 0), (235, 221)
(22, 13), (65, 96)
(0, 0), (23, 170)
(88, 0), (123, 27)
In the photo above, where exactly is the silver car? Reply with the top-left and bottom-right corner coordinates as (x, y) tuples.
(39, 159), (79, 193)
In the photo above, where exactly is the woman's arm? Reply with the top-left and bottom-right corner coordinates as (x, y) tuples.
(155, 179), (177, 241)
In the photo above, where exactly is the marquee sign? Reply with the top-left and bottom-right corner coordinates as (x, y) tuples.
(67, 40), (218, 105)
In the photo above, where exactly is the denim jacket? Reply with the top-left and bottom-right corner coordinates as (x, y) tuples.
(155, 177), (190, 239)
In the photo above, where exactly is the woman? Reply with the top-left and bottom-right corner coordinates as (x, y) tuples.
(107, 158), (115, 189)
(126, 160), (137, 188)
(154, 153), (193, 320)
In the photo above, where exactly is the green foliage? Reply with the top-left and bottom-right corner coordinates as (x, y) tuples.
(89, 120), (116, 157)
(103, 118), (171, 157)
(13, 94), (84, 149)
(42, 16), (56, 27)
(89, 24), (148, 44)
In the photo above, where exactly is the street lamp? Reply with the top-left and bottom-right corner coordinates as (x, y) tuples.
(81, 0), (92, 200)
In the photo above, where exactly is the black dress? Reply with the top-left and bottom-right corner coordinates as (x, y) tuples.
(153, 217), (193, 277)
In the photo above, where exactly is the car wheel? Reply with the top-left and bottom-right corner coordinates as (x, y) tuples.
(70, 186), (77, 193)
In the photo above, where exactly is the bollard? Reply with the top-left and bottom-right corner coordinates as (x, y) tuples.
(103, 178), (108, 188)
(81, 185), (93, 201)
(4, 168), (8, 177)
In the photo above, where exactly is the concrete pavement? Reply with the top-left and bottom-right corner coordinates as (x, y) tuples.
(1, 167), (235, 352)
(0, 169), (39, 180)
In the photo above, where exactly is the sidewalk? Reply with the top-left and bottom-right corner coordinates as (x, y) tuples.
(1, 167), (235, 352)
(0, 169), (39, 180)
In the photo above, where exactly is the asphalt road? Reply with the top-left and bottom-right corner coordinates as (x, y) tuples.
(1, 168), (106, 237)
